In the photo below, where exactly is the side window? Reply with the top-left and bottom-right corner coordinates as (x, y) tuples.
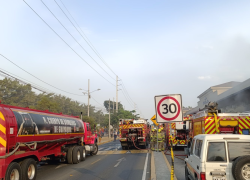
(207, 142), (227, 162)
(228, 142), (250, 161)
(190, 139), (196, 155)
(195, 140), (203, 157)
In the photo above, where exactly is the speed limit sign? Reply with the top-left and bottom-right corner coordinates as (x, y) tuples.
(154, 94), (183, 123)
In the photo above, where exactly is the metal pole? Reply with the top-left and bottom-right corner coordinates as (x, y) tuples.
(109, 98), (110, 138)
(116, 76), (118, 113)
(113, 97), (114, 113)
(157, 126), (158, 152)
(88, 79), (90, 117)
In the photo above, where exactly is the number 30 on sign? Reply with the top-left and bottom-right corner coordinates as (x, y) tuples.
(154, 94), (183, 123)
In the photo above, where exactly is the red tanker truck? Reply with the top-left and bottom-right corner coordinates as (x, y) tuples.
(0, 103), (98, 180)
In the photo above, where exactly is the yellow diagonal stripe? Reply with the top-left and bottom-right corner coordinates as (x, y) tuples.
(0, 124), (6, 134)
(0, 137), (6, 147)
(205, 121), (215, 134)
(0, 112), (5, 121)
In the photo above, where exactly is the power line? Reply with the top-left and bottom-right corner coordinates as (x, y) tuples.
(0, 68), (109, 111)
(0, 54), (84, 96)
(58, 0), (117, 77)
(120, 80), (135, 105)
(41, 0), (115, 81)
(23, 0), (115, 86)
(120, 90), (134, 109)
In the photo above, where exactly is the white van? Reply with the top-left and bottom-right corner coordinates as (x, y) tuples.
(185, 134), (250, 180)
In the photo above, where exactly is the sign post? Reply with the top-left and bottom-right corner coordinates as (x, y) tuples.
(154, 94), (183, 180)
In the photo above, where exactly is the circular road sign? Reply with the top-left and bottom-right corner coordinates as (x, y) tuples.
(157, 96), (181, 121)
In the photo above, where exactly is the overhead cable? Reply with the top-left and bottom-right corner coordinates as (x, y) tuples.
(58, 0), (117, 76)
(23, 0), (115, 86)
(0, 54), (84, 96)
(41, 0), (115, 81)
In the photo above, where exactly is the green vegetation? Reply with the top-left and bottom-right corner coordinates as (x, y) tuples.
(0, 78), (138, 129)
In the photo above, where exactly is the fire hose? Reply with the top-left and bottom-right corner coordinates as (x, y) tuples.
(131, 137), (150, 150)
(164, 147), (186, 161)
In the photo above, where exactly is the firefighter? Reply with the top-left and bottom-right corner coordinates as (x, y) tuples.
(157, 129), (163, 151)
(160, 128), (166, 151)
(150, 129), (155, 150)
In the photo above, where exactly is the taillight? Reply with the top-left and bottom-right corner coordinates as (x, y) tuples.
(200, 172), (206, 180)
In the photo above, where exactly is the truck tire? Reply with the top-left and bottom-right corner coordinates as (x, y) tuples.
(122, 146), (126, 150)
(20, 158), (37, 180)
(67, 146), (74, 164)
(90, 143), (98, 156)
(5, 162), (22, 180)
(80, 146), (86, 161)
(72, 146), (81, 164)
(232, 155), (250, 180)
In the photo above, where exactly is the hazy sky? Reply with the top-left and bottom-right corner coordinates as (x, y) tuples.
(1, 0), (250, 119)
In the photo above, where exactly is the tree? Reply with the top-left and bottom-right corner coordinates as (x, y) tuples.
(82, 116), (96, 130)
(103, 100), (123, 112)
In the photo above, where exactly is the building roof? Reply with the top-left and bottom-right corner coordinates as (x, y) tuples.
(197, 81), (241, 98)
(213, 81), (241, 88)
(217, 78), (250, 102)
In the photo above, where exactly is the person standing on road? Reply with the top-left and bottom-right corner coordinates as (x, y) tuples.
(161, 129), (165, 151)
(98, 131), (102, 143)
(150, 129), (155, 150)
(157, 129), (163, 151)
(114, 130), (117, 141)
(153, 129), (157, 151)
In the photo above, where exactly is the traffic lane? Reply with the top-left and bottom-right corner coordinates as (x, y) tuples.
(36, 153), (104, 180)
(98, 140), (121, 151)
(36, 151), (150, 180)
(165, 149), (186, 180)
(70, 152), (150, 180)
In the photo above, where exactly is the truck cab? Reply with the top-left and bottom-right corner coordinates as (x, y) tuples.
(83, 122), (98, 155)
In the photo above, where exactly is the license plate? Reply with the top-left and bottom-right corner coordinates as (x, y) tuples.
(212, 177), (226, 180)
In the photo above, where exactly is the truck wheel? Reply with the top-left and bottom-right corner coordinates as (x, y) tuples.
(5, 162), (21, 180)
(232, 155), (250, 180)
(20, 158), (37, 180)
(122, 146), (126, 150)
(80, 146), (86, 161)
(72, 146), (81, 164)
(90, 143), (98, 156)
(67, 146), (74, 164)
(185, 165), (189, 180)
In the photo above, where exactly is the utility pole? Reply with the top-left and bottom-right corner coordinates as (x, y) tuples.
(113, 97), (114, 113)
(116, 76), (118, 113)
(109, 98), (110, 138)
(88, 79), (90, 117)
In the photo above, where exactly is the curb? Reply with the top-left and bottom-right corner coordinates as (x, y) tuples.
(97, 139), (113, 146)
(151, 150), (156, 180)
(162, 151), (178, 180)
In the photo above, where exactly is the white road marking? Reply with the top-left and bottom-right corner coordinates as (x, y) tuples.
(105, 147), (112, 151)
(142, 153), (149, 180)
(55, 164), (67, 169)
(114, 157), (126, 167)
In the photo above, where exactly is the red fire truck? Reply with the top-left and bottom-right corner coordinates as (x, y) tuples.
(165, 116), (190, 148)
(0, 103), (97, 180)
(119, 119), (150, 150)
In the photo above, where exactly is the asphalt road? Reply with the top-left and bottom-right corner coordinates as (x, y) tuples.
(36, 140), (151, 180)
